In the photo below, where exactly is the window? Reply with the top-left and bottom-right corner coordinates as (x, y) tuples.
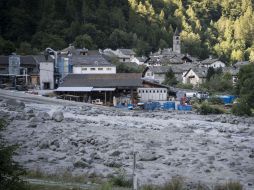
(98, 68), (103, 70)
(90, 68), (96, 71)
(142, 90), (144, 93)
(153, 90), (155, 93)
(81, 68), (87, 71)
(106, 68), (112, 71)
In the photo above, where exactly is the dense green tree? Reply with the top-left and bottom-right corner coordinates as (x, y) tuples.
(74, 34), (94, 49)
(17, 42), (34, 55)
(163, 68), (177, 86)
(0, 37), (16, 55)
(109, 29), (131, 49)
(206, 67), (216, 81)
(0, 0), (254, 62)
(235, 64), (254, 109)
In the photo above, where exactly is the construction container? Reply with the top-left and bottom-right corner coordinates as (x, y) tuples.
(163, 102), (176, 110)
(218, 95), (236, 104)
(144, 102), (161, 111)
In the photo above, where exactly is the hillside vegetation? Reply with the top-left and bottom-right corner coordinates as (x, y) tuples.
(0, 0), (254, 63)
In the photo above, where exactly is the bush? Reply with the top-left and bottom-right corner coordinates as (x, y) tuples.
(142, 184), (157, 190)
(197, 103), (224, 115)
(161, 177), (183, 190)
(208, 97), (224, 105)
(176, 83), (193, 89)
(0, 119), (28, 190)
(99, 182), (113, 190)
(110, 171), (132, 187)
(232, 102), (252, 116)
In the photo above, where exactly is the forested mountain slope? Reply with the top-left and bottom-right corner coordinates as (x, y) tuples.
(0, 0), (254, 63)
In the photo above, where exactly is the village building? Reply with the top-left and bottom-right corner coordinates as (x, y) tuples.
(55, 73), (143, 105)
(0, 54), (53, 89)
(40, 62), (55, 90)
(116, 49), (136, 63)
(200, 57), (226, 68)
(142, 63), (196, 84)
(138, 88), (168, 102)
(222, 67), (240, 85)
(130, 56), (147, 65)
(71, 54), (116, 74)
(182, 68), (207, 86)
(173, 28), (181, 54)
(101, 48), (136, 63)
(55, 73), (172, 105)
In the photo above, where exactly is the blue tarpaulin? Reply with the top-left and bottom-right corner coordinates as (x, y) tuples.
(177, 105), (192, 111)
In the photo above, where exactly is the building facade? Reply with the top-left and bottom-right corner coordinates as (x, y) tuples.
(40, 62), (54, 90)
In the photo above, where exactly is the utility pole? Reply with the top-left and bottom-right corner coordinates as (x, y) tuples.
(133, 151), (138, 190)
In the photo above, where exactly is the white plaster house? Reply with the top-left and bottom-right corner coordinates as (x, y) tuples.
(72, 54), (116, 74)
(130, 57), (147, 65)
(200, 57), (226, 68)
(182, 68), (207, 86)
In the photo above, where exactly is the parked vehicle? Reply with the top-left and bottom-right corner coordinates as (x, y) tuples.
(196, 91), (209, 100)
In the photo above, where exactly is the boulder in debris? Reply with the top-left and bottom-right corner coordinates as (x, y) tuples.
(37, 112), (51, 121)
(52, 111), (64, 122)
(2, 99), (25, 110)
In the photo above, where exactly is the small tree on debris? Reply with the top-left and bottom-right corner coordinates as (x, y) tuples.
(0, 119), (27, 190)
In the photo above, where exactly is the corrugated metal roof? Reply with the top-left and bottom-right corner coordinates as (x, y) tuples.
(55, 87), (93, 92)
(60, 73), (143, 88)
(92, 88), (116, 91)
(69, 54), (113, 66)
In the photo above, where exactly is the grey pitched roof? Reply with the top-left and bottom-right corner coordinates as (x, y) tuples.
(0, 55), (46, 65)
(223, 67), (239, 75)
(234, 61), (250, 67)
(184, 67), (207, 78)
(148, 63), (196, 74)
(33, 55), (54, 63)
(118, 49), (136, 55)
(136, 57), (147, 62)
(201, 58), (220, 65)
(149, 49), (198, 64)
(60, 73), (143, 88)
(70, 54), (114, 67)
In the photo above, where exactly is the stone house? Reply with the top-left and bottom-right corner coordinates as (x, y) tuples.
(182, 68), (207, 86)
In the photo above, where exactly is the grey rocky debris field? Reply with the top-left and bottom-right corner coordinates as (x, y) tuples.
(0, 97), (254, 190)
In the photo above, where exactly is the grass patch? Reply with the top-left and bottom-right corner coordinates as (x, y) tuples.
(26, 169), (101, 184)
(197, 102), (225, 115)
(28, 184), (82, 190)
(214, 181), (243, 190)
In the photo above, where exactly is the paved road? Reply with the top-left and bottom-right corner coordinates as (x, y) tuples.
(0, 89), (115, 110)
